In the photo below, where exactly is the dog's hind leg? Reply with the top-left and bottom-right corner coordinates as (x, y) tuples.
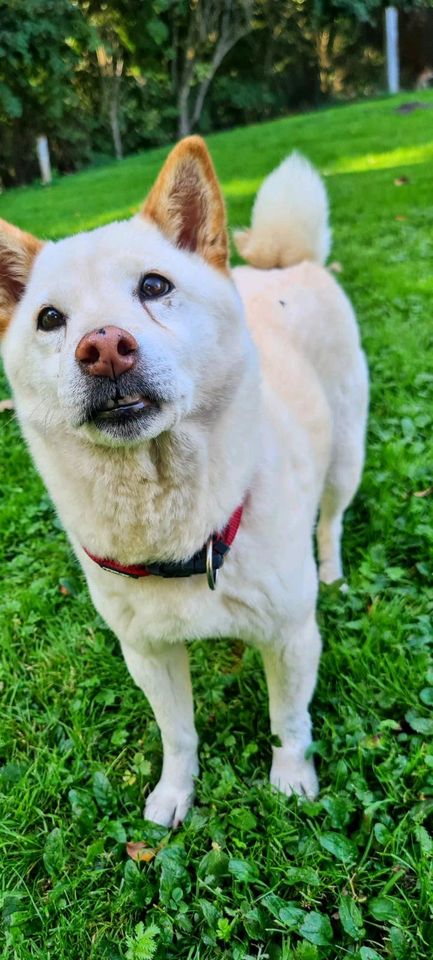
(317, 483), (347, 584)
(121, 641), (199, 827)
(317, 438), (364, 584)
(260, 612), (321, 799)
(317, 366), (368, 584)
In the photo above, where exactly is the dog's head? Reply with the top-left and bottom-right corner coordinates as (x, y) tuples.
(1, 137), (251, 447)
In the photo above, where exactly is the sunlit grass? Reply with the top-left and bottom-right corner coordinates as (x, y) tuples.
(221, 178), (262, 197)
(328, 140), (433, 174)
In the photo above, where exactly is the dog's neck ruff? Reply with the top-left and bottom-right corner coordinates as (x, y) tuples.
(82, 503), (244, 591)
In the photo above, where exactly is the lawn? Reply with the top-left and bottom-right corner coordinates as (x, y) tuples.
(2, 90), (433, 960)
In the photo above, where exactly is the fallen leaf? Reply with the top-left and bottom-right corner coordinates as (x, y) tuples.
(126, 841), (157, 862)
(413, 486), (433, 498)
(394, 176), (409, 186)
(329, 261), (343, 273)
(0, 398), (14, 412)
(395, 215), (407, 221)
(58, 577), (78, 596)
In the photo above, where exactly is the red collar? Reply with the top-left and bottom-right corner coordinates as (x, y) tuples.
(83, 502), (244, 591)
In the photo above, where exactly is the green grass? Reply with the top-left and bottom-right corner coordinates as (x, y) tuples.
(2, 90), (433, 959)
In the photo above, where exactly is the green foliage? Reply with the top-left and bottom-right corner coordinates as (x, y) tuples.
(4, 0), (429, 187)
(0, 0), (93, 185)
(2, 91), (433, 958)
(43, 828), (65, 878)
(338, 895), (365, 940)
(125, 922), (160, 960)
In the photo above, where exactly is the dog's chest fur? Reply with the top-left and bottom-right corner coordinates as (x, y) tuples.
(22, 368), (325, 651)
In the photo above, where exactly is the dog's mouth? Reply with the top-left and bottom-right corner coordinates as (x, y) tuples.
(74, 370), (173, 442)
(93, 393), (158, 422)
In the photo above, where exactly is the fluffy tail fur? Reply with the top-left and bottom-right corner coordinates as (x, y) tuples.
(233, 152), (331, 269)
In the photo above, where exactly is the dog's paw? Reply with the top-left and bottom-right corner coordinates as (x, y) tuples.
(144, 780), (194, 828)
(319, 560), (343, 585)
(270, 748), (318, 800)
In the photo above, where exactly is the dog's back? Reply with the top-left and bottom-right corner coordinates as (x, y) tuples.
(233, 153), (368, 584)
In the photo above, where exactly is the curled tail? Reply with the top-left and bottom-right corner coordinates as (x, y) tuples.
(233, 151), (331, 269)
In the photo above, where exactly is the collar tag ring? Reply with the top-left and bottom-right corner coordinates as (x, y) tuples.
(206, 536), (217, 591)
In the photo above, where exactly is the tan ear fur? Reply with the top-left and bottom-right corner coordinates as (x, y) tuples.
(0, 220), (43, 335)
(141, 136), (229, 273)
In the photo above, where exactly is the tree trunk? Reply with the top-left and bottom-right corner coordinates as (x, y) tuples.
(109, 78), (123, 159)
(190, 39), (231, 129)
(176, 0), (253, 137)
(178, 84), (191, 137)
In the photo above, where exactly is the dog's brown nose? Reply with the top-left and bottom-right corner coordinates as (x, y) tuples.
(75, 326), (138, 378)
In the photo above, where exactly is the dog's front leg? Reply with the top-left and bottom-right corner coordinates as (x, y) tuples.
(260, 612), (321, 799)
(121, 641), (198, 827)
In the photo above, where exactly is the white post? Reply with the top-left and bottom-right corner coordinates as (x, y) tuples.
(36, 135), (52, 185)
(385, 6), (399, 94)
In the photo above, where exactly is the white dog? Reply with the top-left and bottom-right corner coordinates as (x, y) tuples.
(0, 137), (368, 827)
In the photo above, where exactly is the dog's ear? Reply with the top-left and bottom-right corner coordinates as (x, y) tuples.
(0, 220), (43, 335)
(141, 136), (228, 273)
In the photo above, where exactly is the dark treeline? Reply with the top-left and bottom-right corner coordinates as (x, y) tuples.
(0, 0), (432, 187)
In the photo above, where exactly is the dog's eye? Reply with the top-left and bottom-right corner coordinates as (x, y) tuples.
(37, 307), (66, 332)
(139, 273), (173, 301)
